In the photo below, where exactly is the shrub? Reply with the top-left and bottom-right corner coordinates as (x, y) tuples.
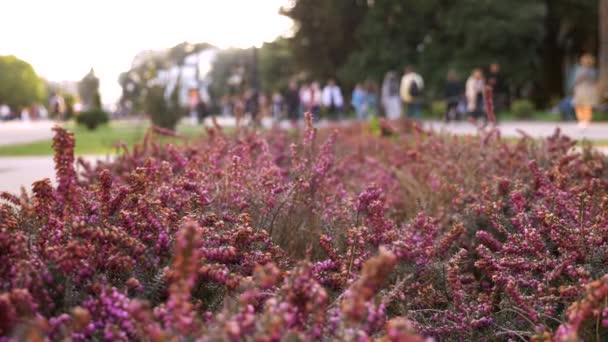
(75, 109), (109, 130)
(145, 85), (184, 130)
(511, 98), (535, 118)
(430, 100), (446, 118)
(1, 117), (608, 341)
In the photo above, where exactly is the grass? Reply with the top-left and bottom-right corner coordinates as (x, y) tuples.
(0, 120), (206, 156)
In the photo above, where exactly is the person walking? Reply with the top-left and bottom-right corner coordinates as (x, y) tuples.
(444, 70), (463, 122)
(300, 82), (322, 120)
(572, 54), (599, 129)
(284, 81), (300, 123)
(465, 68), (486, 124)
(381, 71), (402, 120)
(400, 66), (424, 119)
(271, 91), (284, 121)
(351, 83), (367, 120)
(0, 103), (10, 121)
(322, 78), (344, 120)
(486, 62), (509, 113)
(364, 80), (379, 118)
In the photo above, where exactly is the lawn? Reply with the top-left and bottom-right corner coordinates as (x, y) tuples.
(0, 120), (206, 156)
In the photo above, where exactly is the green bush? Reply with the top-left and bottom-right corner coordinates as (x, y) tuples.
(430, 101), (446, 118)
(511, 99), (535, 119)
(145, 85), (184, 130)
(75, 109), (109, 130)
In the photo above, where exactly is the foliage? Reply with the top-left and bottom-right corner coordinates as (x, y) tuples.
(208, 48), (251, 98)
(511, 99), (536, 118)
(285, 0), (598, 105)
(281, 0), (368, 82)
(118, 42), (211, 115)
(2, 118), (608, 340)
(430, 101), (446, 118)
(259, 38), (297, 92)
(208, 39), (295, 99)
(0, 55), (46, 108)
(144, 85), (183, 130)
(75, 110), (110, 130)
(78, 69), (101, 111)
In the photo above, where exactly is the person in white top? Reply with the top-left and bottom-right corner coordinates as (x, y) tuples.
(465, 68), (486, 122)
(322, 78), (344, 120)
(0, 104), (10, 121)
(400, 66), (424, 118)
(300, 82), (322, 121)
(382, 71), (402, 120)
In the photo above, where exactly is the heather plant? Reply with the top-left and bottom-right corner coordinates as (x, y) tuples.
(1, 114), (608, 341)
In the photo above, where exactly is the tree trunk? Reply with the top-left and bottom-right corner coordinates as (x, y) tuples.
(537, 0), (564, 108)
(599, 0), (608, 102)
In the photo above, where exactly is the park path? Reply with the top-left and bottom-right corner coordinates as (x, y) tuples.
(0, 155), (113, 195)
(1, 119), (607, 194)
(425, 121), (608, 141)
(0, 120), (55, 146)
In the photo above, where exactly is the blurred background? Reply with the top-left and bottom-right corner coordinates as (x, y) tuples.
(0, 0), (607, 132)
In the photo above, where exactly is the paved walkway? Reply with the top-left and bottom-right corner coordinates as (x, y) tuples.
(424, 121), (608, 141)
(0, 120), (55, 146)
(0, 155), (111, 195)
(206, 117), (608, 141)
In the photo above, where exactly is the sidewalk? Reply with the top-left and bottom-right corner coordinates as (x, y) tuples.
(0, 120), (55, 146)
(0, 155), (111, 195)
(424, 121), (608, 141)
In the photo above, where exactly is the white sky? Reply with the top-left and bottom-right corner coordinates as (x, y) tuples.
(0, 0), (293, 104)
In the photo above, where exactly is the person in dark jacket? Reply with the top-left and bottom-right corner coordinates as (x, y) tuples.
(284, 81), (300, 123)
(486, 62), (509, 113)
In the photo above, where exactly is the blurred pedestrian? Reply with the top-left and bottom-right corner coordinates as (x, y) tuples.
(20, 107), (31, 123)
(196, 96), (209, 124)
(0, 103), (10, 121)
(271, 91), (284, 121)
(486, 62), (509, 113)
(381, 71), (402, 120)
(400, 66), (424, 119)
(300, 82), (322, 120)
(245, 89), (262, 127)
(465, 68), (485, 123)
(284, 81), (300, 123)
(444, 70), (463, 122)
(220, 95), (232, 116)
(364, 80), (379, 118)
(322, 78), (344, 120)
(352, 83), (367, 120)
(233, 94), (245, 128)
(49, 92), (65, 121)
(572, 54), (598, 129)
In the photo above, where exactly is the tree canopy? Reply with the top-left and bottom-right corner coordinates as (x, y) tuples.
(78, 69), (101, 110)
(283, 0), (599, 106)
(0, 55), (46, 109)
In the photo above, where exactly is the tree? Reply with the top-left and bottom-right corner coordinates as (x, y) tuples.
(145, 84), (182, 130)
(208, 38), (296, 98)
(281, 0), (369, 81)
(284, 0), (598, 106)
(0, 55), (46, 109)
(209, 48), (250, 98)
(259, 38), (297, 92)
(78, 69), (101, 110)
(340, 0), (545, 99)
